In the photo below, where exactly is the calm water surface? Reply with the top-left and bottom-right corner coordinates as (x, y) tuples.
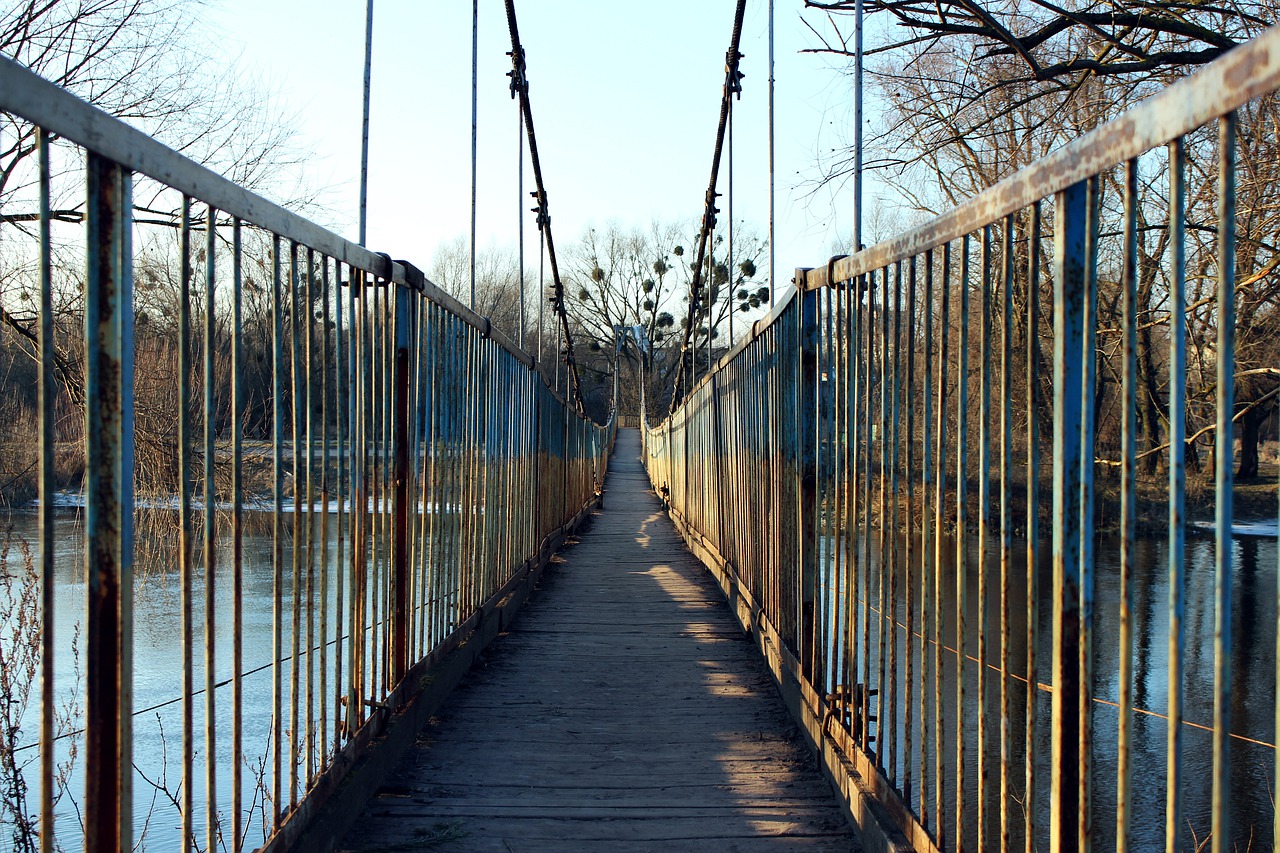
(2, 509), (1276, 851)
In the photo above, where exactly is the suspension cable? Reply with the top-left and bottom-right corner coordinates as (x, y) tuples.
(669, 0), (748, 414)
(504, 0), (584, 412)
(768, 0), (776, 307)
(515, 65), (526, 349)
(728, 101), (734, 347)
(470, 0), (479, 311)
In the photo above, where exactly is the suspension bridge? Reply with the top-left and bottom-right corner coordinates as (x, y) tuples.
(2, 1), (1280, 852)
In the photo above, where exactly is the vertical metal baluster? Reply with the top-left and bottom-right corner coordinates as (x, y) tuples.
(826, 285), (839, 700)
(1210, 110), (1235, 853)
(1164, 138), (1186, 853)
(37, 128), (55, 853)
(978, 224), (993, 853)
(877, 265), (889, 769)
(304, 248), (315, 783)
(1050, 180), (1088, 852)
(357, 272), (370, 721)
(1025, 201), (1042, 853)
(837, 279), (849, 731)
(415, 300), (430, 659)
(904, 254), (916, 809)
(862, 272), (874, 751)
(334, 263), (346, 748)
(956, 233), (971, 853)
(203, 203), (218, 853)
(429, 305), (444, 650)
(1117, 159), (1139, 853)
(1079, 176), (1101, 853)
(347, 269), (361, 733)
(119, 160), (136, 853)
(369, 279), (382, 702)
(179, 196), (195, 852)
(392, 283), (411, 685)
(847, 274), (861, 742)
(920, 248), (934, 837)
(319, 257), (331, 766)
(935, 243), (951, 850)
(83, 151), (133, 853)
(888, 262), (901, 784)
(1000, 214), (1014, 853)
(271, 233), (284, 826)
(289, 241), (302, 808)
(231, 218), (244, 853)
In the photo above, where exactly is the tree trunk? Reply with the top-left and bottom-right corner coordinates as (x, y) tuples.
(1237, 402), (1272, 481)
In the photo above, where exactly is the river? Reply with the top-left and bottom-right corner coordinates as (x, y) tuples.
(1, 508), (1275, 851)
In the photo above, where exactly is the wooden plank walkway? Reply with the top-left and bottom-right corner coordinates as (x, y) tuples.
(336, 429), (859, 852)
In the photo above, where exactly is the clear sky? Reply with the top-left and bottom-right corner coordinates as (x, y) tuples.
(208, 1), (869, 289)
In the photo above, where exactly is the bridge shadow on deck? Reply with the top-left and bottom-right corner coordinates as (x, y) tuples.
(337, 429), (858, 852)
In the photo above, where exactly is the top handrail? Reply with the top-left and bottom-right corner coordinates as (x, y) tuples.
(0, 52), (546, 374)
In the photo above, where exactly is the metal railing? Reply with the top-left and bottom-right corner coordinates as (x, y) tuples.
(644, 26), (1280, 853)
(0, 54), (613, 853)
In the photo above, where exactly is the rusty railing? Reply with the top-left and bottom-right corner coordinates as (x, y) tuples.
(645, 26), (1280, 853)
(0, 53), (613, 853)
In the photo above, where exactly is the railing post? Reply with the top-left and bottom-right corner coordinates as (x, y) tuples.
(1051, 179), (1095, 853)
(797, 272), (819, 682)
(84, 152), (133, 853)
(391, 284), (412, 685)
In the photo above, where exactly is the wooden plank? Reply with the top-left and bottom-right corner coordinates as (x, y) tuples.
(335, 430), (860, 852)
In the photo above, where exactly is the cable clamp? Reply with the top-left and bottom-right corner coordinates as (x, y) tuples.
(826, 254), (849, 289)
(507, 46), (528, 98)
(726, 49), (745, 98)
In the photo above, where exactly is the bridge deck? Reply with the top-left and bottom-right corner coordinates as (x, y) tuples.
(337, 429), (857, 852)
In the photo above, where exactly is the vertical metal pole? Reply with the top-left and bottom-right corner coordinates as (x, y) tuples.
(518, 109), (525, 349)
(84, 152), (132, 853)
(1051, 180), (1088, 853)
(359, 0), (374, 247)
(470, 0), (479, 310)
(179, 196), (195, 853)
(271, 234), (284, 826)
(878, 264), (889, 773)
(853, 0), (864, 253)
(231, 219), (245, 853)
(1117, 160), (1139, 853)
(289, 241), (303, 808)
(203, 204), (219, 853)
(1026, 201), (1042, 853)
(304, 249), (316, 782)
(861, 274), (874, 751)
(392, 284), (412, 684)
(1164, 138), (1186, 853)
(978, 225), (992, 852)
(117, 158), (136, 853)
(728, 107), (734, 347)
(934, 243), (951, 851)
(999, 214), (1015, 853)
(888, 260), (901, 785)
(767, 0), (776, 307)
(319, 258), (331, 763)
(1078, 178), (1100, 853)
(919, 249), (933, 833)
(1210, 110), (1236, 853)
(798, 280), (819, 682)
(37, 129), (56, 853)
(904, 254), (916, 809)
(955, 235), (970, 853)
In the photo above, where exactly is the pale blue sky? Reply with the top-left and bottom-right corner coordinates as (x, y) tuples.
(209, 1), (872, 286)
